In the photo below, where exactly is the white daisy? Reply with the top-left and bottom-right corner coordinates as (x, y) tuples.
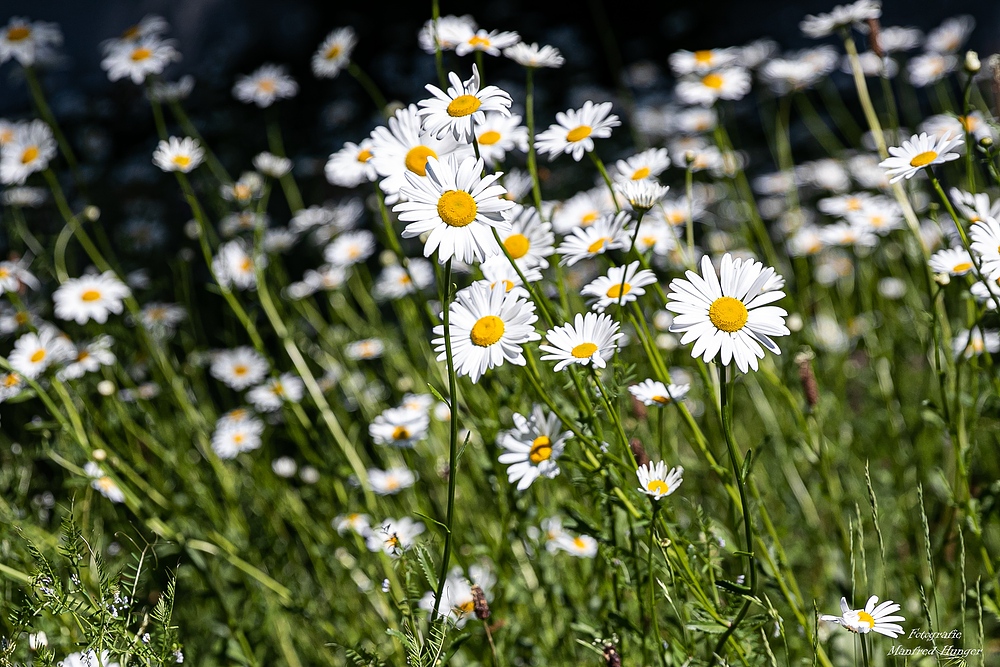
(497, 405), (571, 491)
(334, 513), (371, 535)
(312, 27), (356, 78)
(557, 211), (630, 266)
(220, 172), (264, 205)
(666, 254), (789, 373)
(550, 189), (611, 234)
(668, 48), (738, 75)
(477, 254), (542, 297)
(418, 564), (495, 628)
(346, 338), (384, 360)
(581, 261), (657, 312)
(253, 151), (292, 178)
(418, 15), (477, 54)
(454, 29), (520, 57)
(1, 186), (46, 208)
(971, 277), (1000, 309)
(636, 461), (684, 500)
(539, 312), (623, 372)
(85, 462), (125, 504)
(845, 199), (903, 235)
(820, 596), (905, 638)
(152, 136), (204, 173)
(953, 328), (1000, 358)
(418, 64), (512, 142)
(324, 230), (376, 267)
(498, 205), (554, 270)
(233, 63), (298, 107)
(628, 379), (691, 406)
(212, 240), (264, 290)
(552, 531), (598, 558)
(925, 15), (974, 54)
(878, 132), (962, 183)
(57, 335), (116, 381)
(365, 518), (425, 556)
(929, 247), (975, 276)
(818, 222), (879, 249)
(147, 75), (195, 103)
(953, 189), (1000, 223)
(369, 406), (430, 448)
(632, 218), (678, 256)
(211, 414), (264, 460)
(970, 218), (1000, 277)
(907, 53), (957, 87)
(394, 155), (514, 265)
(0, 258), (39, 293)
(101, 37), (179, 84)
(0, 17), (62, 67)
(0, 372), (25, 402)
(612, 148), (671, 182)
(676, 68), (752, 106)
(474, 112), (528, 164)
(374, 260), (435, 300)
(246, 373), (304, 412)
(8, 328), (74, 379)
(615, 180), (670, 213)
(368, 467), (416, 495)
(536, 101), (620, 162)
(53, 272), (130, 325)
(799, 0), (881, 38)
(503, 42), (564, 68)
(0, 120), (56, 185)
(210, 346), (269, 390)
(325, 140), (377, 188)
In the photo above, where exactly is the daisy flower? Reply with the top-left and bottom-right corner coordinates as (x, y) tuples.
(820, 596), (905, 638)
(246, 373), (305, 412)
(140, 302), (187, 337)
(220, 172), (264, 205)
(551, 189), (611, 234)
(101, 37), (179, 84)
(612, 148), (671, 182)
(817, 192), (878, 217)
(394, 155), (514, 265)
(668, 48), (738, 75)
(334, 513), (371, 535)
(498, 206), (554, 270)
(325, 140), (377, 188)
(212, 240), (264, 290)
(211, 414), (265, 460)
(57, 335), (116, 381)
(666, 254), (789, 373)
(8, 328), (74, 379)
(324, 230), (376, 267)
(1, 186), (46, 208)
(0, 120), (56, 185)
(953, 189), (1000, 223)
(210, 346), (269, 390)
(581, 261), (657, 312)
(799, 0), (881, 38)
(418, 15), (477, 54)
(0, 17), (62, 67)
(253, 151), (292, 178)
(53, 272), (130, 325)
(0, 372), (25, 402)
(537, 101), (620, 162)
(878, 132), (962, 183)
(818, 222), (879, 249)
(474, 113), (528, 163)
(675, 68), (752, 106)
(845, 199), (903, 235)
(929, 247), (975, 276)
(418, 64), (512, 142)
(147, 75), (195, 103)
(970, 218), (1000, 277)
(432, 281), (540, 383)
(497, 405), (571, 491)
(503, 42), (564, 68)
(369, 406), (430, 447)
(152, 136), (204, 173)
(636, 461), (684, 500)
(557, 211), (630, 266)
(925, 15), (974, 53)
(312, 27), (356, 78)
(346, 338), (384, 360)
(374, 260), (435, 300)
(907, 53), (957, 87)
(478, 254), (542, 296)
(85, 462), (125, 504)
(0, 258), (39, 293)
(365, 518), (425, 556)
(953, 328), (1000, 358)
(539, 312), (623, 372)
(971, 277), (1000, 309)
(454, 29), (520, 57)
(628, 379), (691, 406)
(368, 467), (416, 495)
(616, 180), (670, 213)
(233, 63), (298, 107)
(418, 565), (495, 628)
(632, 218), (678, 256)
(553, 531), (598, 558)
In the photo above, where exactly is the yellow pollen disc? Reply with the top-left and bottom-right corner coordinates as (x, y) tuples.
(233, 434), (245, 444)
(3, 375), (18, 387)
(571, 342), (598, 359)
(0, 269), (8, 278)
(857, 611), (875, 628)
(909, 150), (938, 167)
(232, 365), (248, 376)
(566, 125), (592, 142)
(708, 296), (749, 333)
(21, 146), (39, 164)
(97, 477), (116, 493)
(392, 426), (411, 440)
(258, 79), (276, 93)
(325, 45), (342, 60)
(606, 282), (631, 299)
(572, 537), (587, 549)
(437, 190), (478, 227)
(631, 166), (651, 180)
(504, 233), (530, 258)
(240, 258), (253, 272)
(501, 279), (515, 292)
(80, 290), (102, 302)
(122, 25), (140, 39)
(131, 47), (152, 61)
(30, 349), (46, 363)
(7, 26), (30, 41)
(14, 312), (27, 325)
(846, 198), (861, 210)
(642, 236), (657, 246)
(647, 480), (670, 495)
(529, 435), (553, 463)
(586, 236), (610, 253)
(869, 216), (884, 227)
(468, 35), (491, 47)
(357, 148), (373, 162)
(652, 395), (672, 404)
(457, 600), (475, 614)
(273, 383), (284, 396)
(229, 408), (247, 420)
(702, 73), (724, 89)
(667, 211), (684, 225)
(959, 115), (978, 131)
(234, 184), (251, 200)
(952, 262), (973, 272)
(478, 130), (502, 145)
(173, 154), (191, 168)
(404, 145), (437, 175)
(470, 315), (505, 347)
(386, 535), (400, 548)
(581, 211), (599, 225)
(77, 351), (90, 362)
(446, 94), (482, 117)
(693, 50), (713, 64)
(399, 274), (411, 284)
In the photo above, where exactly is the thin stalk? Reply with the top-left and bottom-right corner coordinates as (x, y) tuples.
(265, 109), (304, 212)
(524, 67), (545, 216)
(347, 62), (390, 116)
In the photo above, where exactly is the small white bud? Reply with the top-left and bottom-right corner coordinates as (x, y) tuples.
(97, 380), (115, 396)
(965, 50), (981, 74)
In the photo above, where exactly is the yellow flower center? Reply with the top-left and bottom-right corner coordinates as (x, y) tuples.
(7, 26), (30, 41)
(468, 35), (491, 48)
(586, 236), (610, 254)
(652, 395), (672, 404)
(457, 600), (475, 614)
(666, 211), (684, 225)
(233, 433), (245, 445)
(30, 349), (46, 363)
(857, 611), (875, 628)
(693, 50), (713, 64)
(952, 262), (973, 273)
(504, 233), (530, 259)
(21, 146), (39, 164)
(631, 166), (651, 180)
(232, 364), (248, 376)
(97, 477), (117, 493)
(470, 315), (505, 347)
(122, 25), (141, 39)
(478, 130), (502, 145)
(357, 148), (373, 162)
(2, 374), (19, 387)
(846, 198), (861, 210)
(869, 215), (884, 227)
(702, 73), (724, 89)
(909, 151), (938, 167)
(642, 236), (657, 246)
(572, 536), (587, 549)
(437, 190), (478, 227)
(392, 426), (411, 440)
(80, 290), (102, 302)
(581, 211), (599, 225)
(566, 125), (592, 142)
(708, 296), (749, 333)
(233, 184), (251, 200)
(404, 145), (437, 176)
(325, 45), (342, 60)
(173, 154), (191, 169)
(571, 342), (598, 358)
(606, 282), (631, 299)
(647, 480), (670, 495)
(447, 94), (482, 117)
(529, 435), (553, 463)
(14, 312), (28, 325)
(131, 47), (152, 61)
(273, 382), (285, 396)
(258, 79), (276, 93)
(240, 258), (253, 272)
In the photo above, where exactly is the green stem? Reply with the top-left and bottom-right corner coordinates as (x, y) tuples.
(524, 67), (545, 216)
(347, 62), (390, 117)
(265, 110), (304, 212)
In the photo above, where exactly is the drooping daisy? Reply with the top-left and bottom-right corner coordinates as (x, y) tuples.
(432, 281), (540, 383)
(497, 405), (571, 491)
(503, 42), (564, 68)
(536, 101), (621, 162)
(53, 272), (130, 325)
(666, 254), (789, 373)
(668, 48), (738, 75)
(615, 180), (670, 214)
(970, 218), (1000, 277)
(907, 53), (957, 87)
(211, 413), (265, 460)
(676, 68), (752, 106)
(394, 155), (514, 264)
(636, 461), (684, 500)
(324, 230), (376, 268)
(210, 346), (269, 390)
(497, 206), (554, 270)
(246, 373), (305, 412)
(474, 112), (528, 164)
(581, 261), (657, 312)
(325, 140), (377, 188)
(57, 335), (116, 381)
(233, 63), (298, 107)
(253, 151), (292, 178)
(0, 17), (62, 67)
(152, 136), (204, 173)
(85, 462), (125, 504)
(799, 0), (881, 38)
(368, 467), (416, 495)
(454, 29), (520, 57)
(101, 37), (179, 84)
(929, 247), (975, 276)
(346, 338), (385, 360)
(612, 148), (671, 183)
(312, 27), (356, 78)
(539, 312), (623, 372)
(628, 379), (691, 406)
(8, 327), (75, 379)
(879, 132), (962, 183)
(952, 328), (1000, 358)
(369, 406), (430, 448)
(0, 120), (56, 185)
(925, 15), (974, 54)
(418, 64), (512, 142)
(557, 211), (630, 266)
(820, 596), (905, 638)
(365, 517), (425, 556)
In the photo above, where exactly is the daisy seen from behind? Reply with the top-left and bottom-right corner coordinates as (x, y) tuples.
(539, 312), (623, 372)
(418, 64), (512, 142)
(629, 379), (691, 406)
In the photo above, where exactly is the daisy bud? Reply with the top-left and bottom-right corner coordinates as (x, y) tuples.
(965, 50), (981, 74)
(979, 136), (993, 149)
(630, 438), (650, 467)
(84, 205), (101, 221)
(865, 18), (883, 58)
(603, 644), (621, 667)
(684, 150), (696, 167)
(97, 380), (115, 396)
(934, 272), (951, 286)
(471, 584), (491, 620)
(795, 351), (819, 410)
(93, 448), (107, 461)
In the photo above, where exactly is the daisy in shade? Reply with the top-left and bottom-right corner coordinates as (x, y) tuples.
(668, 48), (738, 75)
(365, 518), (425, 556)
(8, 327), (75, 379)
(0, 17), (62, 67)
(970, 219), (1000, 277)
(503, 42), (564, 69)
(212, 240), (264, 290)
(246, 373), (305, 412)
(907, 53), (957, 87)
(85, 462), (125, 504)
(498, 206), (554, 270)
(211, 414), (264, 460)
(394, 155), (514, 265)
(498, 406), (571, 491)
(0, 120), (56, 185)
(820, 595), (905, 638)
(325, 140), (376, 188)
(636, 461), (684, 500)
(432, 281), (540, 383)
(540, 312), (623, 372)
(675, 68), (752, 106)
(312, 27), (356, 78)
(418, 64), (512, 142)
(799, 0), (881, 39)
(455, 29), (520, 57)
(101, 37), (179, 84)
(666, 254), (789, 373)
(557, 211), (630, 266)
(581, 261), (657, 312)
(537, 101), (620, 161)
(629, 379), (690, 406)
(612, 148), (671, 182)
(953, 328), (1000, 358)
(925, 15), (974, 54)
(0, 258), (39, 293)
(369, 406), (430, 448)
(53, 272), (130, 324)
(879, 132), (962, 183)
(254, 151), (292, 178)
(368, 467), (416, 495)
(929, 247), (975, 276)
(152, 136), (204, 173)
(233, 64), (298, 107)
(474, 113), (528, 164)
(210, 346), (269, 390)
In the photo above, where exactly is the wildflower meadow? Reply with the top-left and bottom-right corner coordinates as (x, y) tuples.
(1, 2), (1000, 665)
